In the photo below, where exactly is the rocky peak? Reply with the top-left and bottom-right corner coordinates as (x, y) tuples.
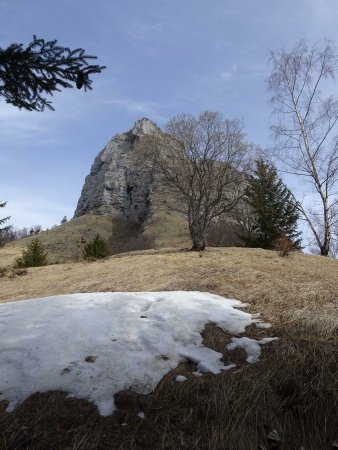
(73, 118), (160, 223)
(131, 118), (160, 136)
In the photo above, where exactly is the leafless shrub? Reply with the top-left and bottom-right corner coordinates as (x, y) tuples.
(13, 268), (28, 276)
(275, 233), (293, 257)
(0, 225), (44, 245)
(6, 268), (29, 279)
(207, 218), (243, 247)
(0, 227), (15, 246)
(29, 225), (41, 235)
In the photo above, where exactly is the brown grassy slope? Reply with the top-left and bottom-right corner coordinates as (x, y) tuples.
(143, 211), (190, 247)
(1, 247), (337, 336)
(0, 247), (337, 449)
(0, 213), (190, 267)
(0, 215), (117, 266)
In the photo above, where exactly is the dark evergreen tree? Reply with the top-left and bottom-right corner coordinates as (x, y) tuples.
(16, 238), (48, 267)
(84, 234), (108, 259)
(0, 201), (11, 247)
(241, 159), (302, 250)
(0, 36), (105, 111)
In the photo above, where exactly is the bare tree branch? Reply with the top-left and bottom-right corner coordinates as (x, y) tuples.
(269, 40), (338, 255)
(135, 112), (250, 251)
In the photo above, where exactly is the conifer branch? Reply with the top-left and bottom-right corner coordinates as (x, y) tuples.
(0, 36), (106, 111)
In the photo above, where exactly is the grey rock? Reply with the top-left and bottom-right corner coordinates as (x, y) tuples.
(74, 118), (161, 224)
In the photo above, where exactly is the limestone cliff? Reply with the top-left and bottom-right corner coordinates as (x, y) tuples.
(74, 118), (160, 224)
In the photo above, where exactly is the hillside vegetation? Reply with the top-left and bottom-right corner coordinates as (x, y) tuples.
(0, 247), (337, 449)
(0, 213), (190, 267)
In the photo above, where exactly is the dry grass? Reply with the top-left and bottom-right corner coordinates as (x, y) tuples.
(0, 215), (117, 267)
(0, 246), (337, 449)
(0, 213), (191, 268)
(143, 211), (190, 248)
(0, 247), (337, 336)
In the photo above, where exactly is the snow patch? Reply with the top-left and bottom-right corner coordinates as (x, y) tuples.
(175, 375), (188, 383)
(255, 321), (272, 329)
(0, 291), (276, 416)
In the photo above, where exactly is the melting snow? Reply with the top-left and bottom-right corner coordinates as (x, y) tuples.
(0, 291), (276, 416)
(227, 337), (278, 363)
(175, 375), (188, 382)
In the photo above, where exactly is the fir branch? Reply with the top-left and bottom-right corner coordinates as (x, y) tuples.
(0, 35), (106, 111)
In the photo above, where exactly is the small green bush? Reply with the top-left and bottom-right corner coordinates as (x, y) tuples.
(16, 238), (48, 268)
(83, 234), (108, 259)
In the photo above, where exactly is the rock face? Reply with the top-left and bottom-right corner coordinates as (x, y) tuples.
(74, 118), (161, 224)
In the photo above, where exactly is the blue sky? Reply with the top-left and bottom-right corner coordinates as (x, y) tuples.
(1, 0), (338, 230)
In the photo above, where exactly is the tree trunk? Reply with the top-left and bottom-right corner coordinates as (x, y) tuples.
(191, 238), (206, 252)
(320, 242), (330, 256)
(189, 222), (206, 252)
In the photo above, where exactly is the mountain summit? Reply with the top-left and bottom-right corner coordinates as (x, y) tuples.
(73, 118), (160, 224)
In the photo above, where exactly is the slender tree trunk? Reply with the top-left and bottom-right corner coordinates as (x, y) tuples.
(321, 231), (330, 256)
(321, 196), (331, 256)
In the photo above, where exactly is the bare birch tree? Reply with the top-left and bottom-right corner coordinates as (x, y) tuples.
(136, 111), (249, 251)
(269, 40), (338, 256)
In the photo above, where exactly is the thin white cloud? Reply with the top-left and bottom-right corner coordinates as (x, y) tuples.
(112, 98), (159, 114)
(190, 64), (241, 96)
(219, 64), (238, 81)
(101, 97), (167, 122)
(219, 71), (233, 81)
(126, 19), (163, 41)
